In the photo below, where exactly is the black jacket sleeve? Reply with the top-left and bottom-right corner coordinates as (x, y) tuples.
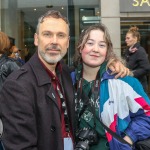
(132, 48), (150, 78)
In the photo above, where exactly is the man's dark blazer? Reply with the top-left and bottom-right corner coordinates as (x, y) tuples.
(0, 52), (75, 150)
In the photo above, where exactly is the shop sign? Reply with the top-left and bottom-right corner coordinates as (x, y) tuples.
(120, 0), (150, 12)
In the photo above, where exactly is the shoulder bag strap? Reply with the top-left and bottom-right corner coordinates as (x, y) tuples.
(96, 116), (133, 148)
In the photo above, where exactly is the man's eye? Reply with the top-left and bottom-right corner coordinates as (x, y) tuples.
(43, 33), (51, 37)
(57, 34), (66, 39)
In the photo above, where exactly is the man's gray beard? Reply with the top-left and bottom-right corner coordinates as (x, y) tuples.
(39, 50), (66, 64)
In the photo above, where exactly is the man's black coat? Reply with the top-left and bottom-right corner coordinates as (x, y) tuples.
(0, 52), (75, 150)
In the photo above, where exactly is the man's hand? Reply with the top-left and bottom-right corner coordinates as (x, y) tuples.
(107, 59), (130, 79)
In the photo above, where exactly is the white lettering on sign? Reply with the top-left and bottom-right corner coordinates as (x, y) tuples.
(133, 0), (150, 6)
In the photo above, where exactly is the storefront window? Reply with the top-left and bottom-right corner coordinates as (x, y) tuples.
(0, 0), (100, 65)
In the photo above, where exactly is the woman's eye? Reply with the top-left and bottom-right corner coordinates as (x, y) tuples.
(99, 44), (106, 48)
(86, 42), (93, 46)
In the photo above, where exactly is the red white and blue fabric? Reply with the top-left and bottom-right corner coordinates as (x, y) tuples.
(100, 71), (150, 150)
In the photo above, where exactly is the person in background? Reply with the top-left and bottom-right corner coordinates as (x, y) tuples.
(0, 10), (129, 150)
(71, 24), (150, 150)
(0, 31), (20, 150)
(8, 45), (24, 66)
(0, 32), (20, 91)
(9, 45), (19, 59)
(125, 26), (150, 93)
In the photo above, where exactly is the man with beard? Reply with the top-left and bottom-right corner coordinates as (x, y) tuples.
(0, 10), (129, 150)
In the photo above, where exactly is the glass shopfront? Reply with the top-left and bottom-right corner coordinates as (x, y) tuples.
(0, 0), (100, 66)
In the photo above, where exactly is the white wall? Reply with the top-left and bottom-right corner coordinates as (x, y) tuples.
(101, 0), (121, 57)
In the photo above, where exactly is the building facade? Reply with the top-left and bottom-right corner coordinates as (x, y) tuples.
(0, 0), (150, 65)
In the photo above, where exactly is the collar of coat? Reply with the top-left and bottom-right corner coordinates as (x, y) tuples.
(28, 51), (70, 86)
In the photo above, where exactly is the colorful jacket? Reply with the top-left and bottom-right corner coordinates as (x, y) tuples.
(71, 63), (150, 150)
